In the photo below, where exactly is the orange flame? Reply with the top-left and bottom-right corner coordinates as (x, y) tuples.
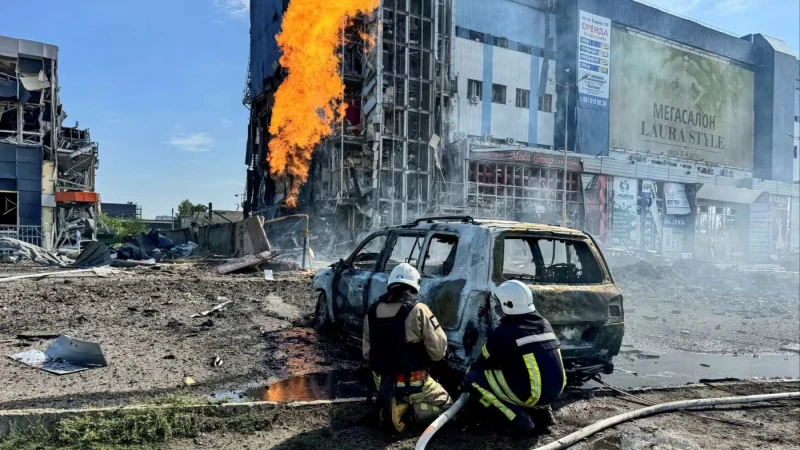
(268, 0), (379, 207)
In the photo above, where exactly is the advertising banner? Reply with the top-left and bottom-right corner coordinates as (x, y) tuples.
(577, 10), (611, 111)
(664, 183), (691, 215)
(581, 174), (608, 244)
(611, 177), (638, 248)
(609, 30), (754, 168)
(469, 149), (582, 171)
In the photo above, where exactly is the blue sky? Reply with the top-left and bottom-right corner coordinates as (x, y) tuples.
(2, 0), (797, 218)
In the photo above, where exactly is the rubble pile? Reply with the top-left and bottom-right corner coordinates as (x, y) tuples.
(613, 258), (800, 355)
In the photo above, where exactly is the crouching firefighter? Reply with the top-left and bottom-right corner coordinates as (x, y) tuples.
(464, 280), (567, 436)
(362, 263), (453, 432)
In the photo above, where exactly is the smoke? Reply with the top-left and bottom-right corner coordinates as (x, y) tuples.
(268, 0), (379, 207)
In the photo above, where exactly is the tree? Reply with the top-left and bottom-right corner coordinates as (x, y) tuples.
(178, 200), (195, 217)
(100, 213), (148, 244)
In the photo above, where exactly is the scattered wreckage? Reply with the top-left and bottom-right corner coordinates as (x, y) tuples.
(313, 216), (624, 385)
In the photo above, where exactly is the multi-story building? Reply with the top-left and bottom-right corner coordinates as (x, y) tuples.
(244, 0), (799, 262)
(0, 35), (99, 249)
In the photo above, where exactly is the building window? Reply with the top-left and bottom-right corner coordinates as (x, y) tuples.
(468, 79), (482, 100)
(492, 84), (506, 104)
(538, 93), (553, 113)
(516, 89), (530, 109)
(493, 37), (509, 48)
(518, 44), (532, 54)
(468, 30), (485, 43)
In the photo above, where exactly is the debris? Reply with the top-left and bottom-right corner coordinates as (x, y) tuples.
(216, 251), (277, 275)
(111, 258), (157, 268)
(8, 335), (107, 375)
(779, 344), (800, 354)
(264, 269), (274, 281)
(183, 376), (197, 386)
(0, 237), (68, 266)
(201, 319), (215, 328)
(700, 364), (711, 368)
(168, 241), (198, 259)
(16, 333), (60, 341)
(715, 324), (721, 330)
(72, 241), (112, 268)
(191, 300), (233, 318)
(681, 330), (690, 335)
(0, 268), (121, 283)
(212, 356), (223, 367)
(163, 354), (176, 360)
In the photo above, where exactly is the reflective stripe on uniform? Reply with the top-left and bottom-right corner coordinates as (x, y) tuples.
(484, 370), (515, 404)
(516, 332), (559, 347)
(522, 353), (542, 406)
(558, 348), (567, 392)
(373, 372), (424, 389)
(482, 343), (490, 359)
(471, 382), (517, 421)
(494, 369), (525, 405)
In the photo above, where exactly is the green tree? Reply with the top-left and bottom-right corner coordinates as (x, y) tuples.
(178, 200), (195, 217)
(100, 213), (148, 244)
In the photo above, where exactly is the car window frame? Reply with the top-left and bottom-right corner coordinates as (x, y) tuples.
(492, 231), (610, 285)
(420, 231), (460, 278)
(347, 232), (390, 272)
(378, 230), (427, 273)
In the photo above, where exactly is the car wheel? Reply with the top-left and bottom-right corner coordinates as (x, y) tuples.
(315, 291), (330, 331)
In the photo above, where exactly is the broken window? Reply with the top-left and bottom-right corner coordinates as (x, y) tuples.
(396, 46), (406, 73)
(422, 51), (431, 78)
(383, 11), (395, 40)
(383, 43), (394, 72)
(516, 88), (530, 109)
(407, 173), (419, 200)
(468, 30), (485, 43)
(410, 0), (422, 15)
(518, 44), (533, 55)
(395, 78), (406, 104)
(422, 235), (458, 276)
(422, 21), (433, 49)
(419, 112), (430, 140)
(493, 37), (509, 48)
(408, 111), (420, 140)
(351, 234), (388, 271)
(384, 234), (425, 272)
(501, 237), (604, 284)
(492, 84), (506, 104)
(409, 48), (421, 77)
(423, 0), (433, 17)
(538, 93), (553, 113)
(421, 82), (431, 110)
(410, 17), (421, 45)
(419, 144), (429, 171)
(396, 14), (407, 41)
(468, 79), (482, 100)
(408, 80), (420, 108)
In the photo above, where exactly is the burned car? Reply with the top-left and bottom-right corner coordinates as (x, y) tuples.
(312, 216), (624, 385)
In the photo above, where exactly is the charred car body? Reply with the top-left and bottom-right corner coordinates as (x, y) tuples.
(313, 216), (624, 385)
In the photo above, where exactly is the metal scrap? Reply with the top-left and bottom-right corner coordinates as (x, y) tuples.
(216, 251), (277, 274)
(8, 335), (107, 375)
(191, 299), (233, 318)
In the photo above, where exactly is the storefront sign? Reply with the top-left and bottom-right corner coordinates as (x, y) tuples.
(611, 177), (639, 248)
(581, 174), (608, 243)
(663, 216), (686, 252)
(664, 183), (691, 215)
(469, 150), (583, 171)
(609, 30), (754, 168)
(577, 11), (611, 111)
(608, 150), (753, 181)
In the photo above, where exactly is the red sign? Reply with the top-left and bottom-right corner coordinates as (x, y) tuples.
(469, 150), (583, 171)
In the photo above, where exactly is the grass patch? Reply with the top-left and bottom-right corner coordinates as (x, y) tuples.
(0, 400), (363, 449)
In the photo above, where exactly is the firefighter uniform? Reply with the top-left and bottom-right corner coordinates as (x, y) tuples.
(362, 264), (452, 431)
(464, 280), (567, 433)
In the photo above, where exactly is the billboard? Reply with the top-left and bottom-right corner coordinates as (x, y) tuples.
(577, 11), (611, 111)
(609, 30), (754, 168)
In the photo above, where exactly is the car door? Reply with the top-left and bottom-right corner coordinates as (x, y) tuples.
(334, 233), (389, 332)
(366, 231), (427, 312)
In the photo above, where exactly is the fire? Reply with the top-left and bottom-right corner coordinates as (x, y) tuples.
(268, 0), (379, 207)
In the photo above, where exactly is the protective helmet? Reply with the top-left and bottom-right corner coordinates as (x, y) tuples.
(494, 280), (535, 315)
(388, 263), (421, 292)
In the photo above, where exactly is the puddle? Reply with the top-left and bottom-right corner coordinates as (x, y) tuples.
(601, 352), (800, 388)
(588, 434), (623, 449)
(212, 370), (370, 403)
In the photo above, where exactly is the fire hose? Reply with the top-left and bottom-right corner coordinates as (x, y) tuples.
(414, 391), (800, 450)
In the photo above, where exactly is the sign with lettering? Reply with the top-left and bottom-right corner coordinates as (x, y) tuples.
(664, 183), (691, 215)
(577, 11), (611, 111)
(469, 150), (583, 171)
(609, 30), (754, 168)
(611, 177), (639, 248)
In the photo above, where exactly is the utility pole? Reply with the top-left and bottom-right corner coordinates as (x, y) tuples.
(551, 70), (591, 227)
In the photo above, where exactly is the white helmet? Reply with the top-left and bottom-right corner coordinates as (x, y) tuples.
(388, 263), (421, 292)
(494, 280), (535, 315)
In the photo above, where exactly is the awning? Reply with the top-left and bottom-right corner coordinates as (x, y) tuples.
(697, 184), (763, 204)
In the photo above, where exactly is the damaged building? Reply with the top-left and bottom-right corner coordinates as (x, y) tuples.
(0, 35), (99, 250)
(244, 0), (799, 263)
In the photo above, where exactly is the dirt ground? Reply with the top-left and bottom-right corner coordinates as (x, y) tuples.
(163, 381), (800, 450)
(0, 263), (360, 409)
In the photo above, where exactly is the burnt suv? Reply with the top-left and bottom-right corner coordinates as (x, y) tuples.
(312, 216), (624, 385)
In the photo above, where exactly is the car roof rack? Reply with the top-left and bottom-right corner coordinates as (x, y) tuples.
(411, 215), (474, 225)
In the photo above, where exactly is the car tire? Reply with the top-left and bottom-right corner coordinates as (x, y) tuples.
(315, 291), (330, 331)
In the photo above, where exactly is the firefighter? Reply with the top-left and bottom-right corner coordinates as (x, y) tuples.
(463, 280), (567, 435)
(362, 262), (453, 432)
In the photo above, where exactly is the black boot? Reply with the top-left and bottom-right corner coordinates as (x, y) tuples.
(530, 405), (557, 433)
